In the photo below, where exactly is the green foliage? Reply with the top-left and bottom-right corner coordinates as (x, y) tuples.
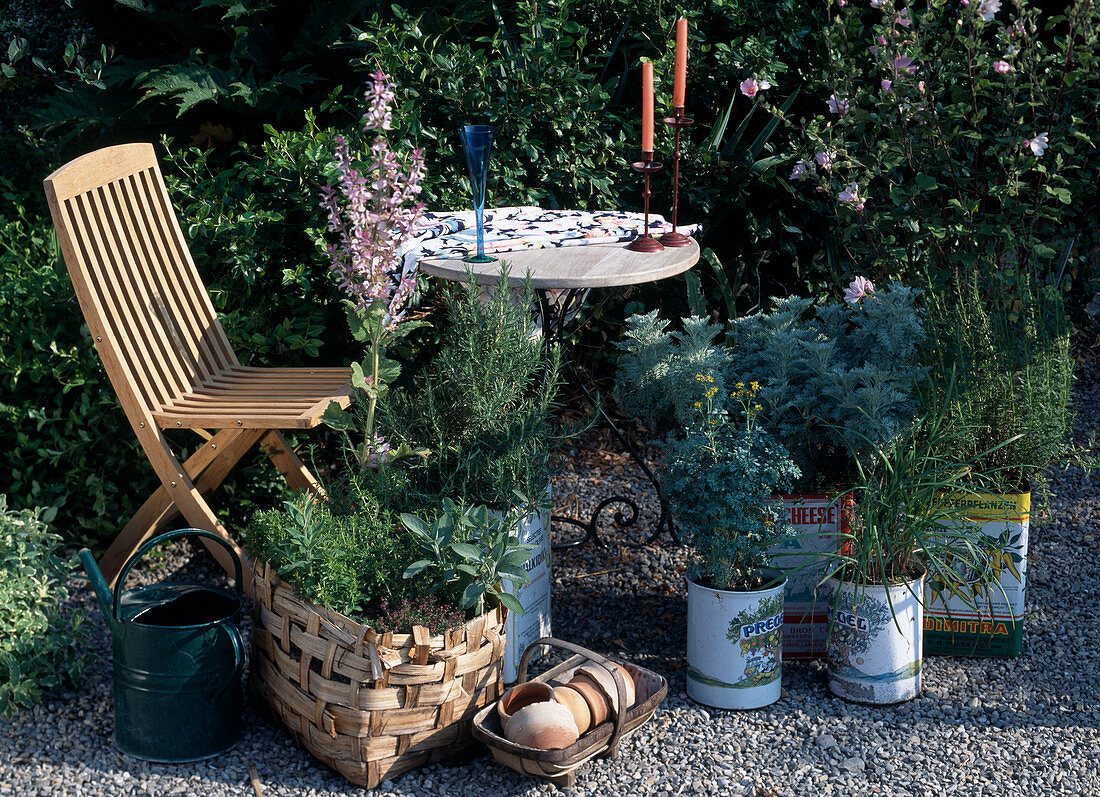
(162, 123), (355, 366)
(833, 389), (1010, 602)
(616, 282), (925, 487)
(401, 499), (535, 617)
(244, 490), (426, 618)
(0, 195), (156, 541)
(921, 271), (1075, 490)
(0, 496), (90, 716)
(664, 400), (800, 591)
(360, 273), (563, 510)
(768, 0), (1100, 289)
(727, 285), (925, 480)
(20, 0), (377, 145)
(350, 1), (629, 213)
(617, 343), (801, 590)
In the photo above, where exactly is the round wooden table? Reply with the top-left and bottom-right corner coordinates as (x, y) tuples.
(420, 238), (702, 550)
(420, 238), (700, 291)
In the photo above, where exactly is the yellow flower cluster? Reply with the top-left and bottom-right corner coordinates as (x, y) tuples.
(730, 380), (761, 399)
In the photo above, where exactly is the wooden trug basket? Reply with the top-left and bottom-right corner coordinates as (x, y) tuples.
(472, 637), (668, 788)
(251, 562), (507, 788)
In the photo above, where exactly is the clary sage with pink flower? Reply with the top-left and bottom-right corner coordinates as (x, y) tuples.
(320, 71), (427, 469)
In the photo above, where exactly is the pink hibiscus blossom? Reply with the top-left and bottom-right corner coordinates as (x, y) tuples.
(827, 93), (851, 115)
(895, 7), (912, 26)
(845, 276), (875, 304)
(993, 60), (1013, 73)
(891, 56), (917, 76)
(740, 77), (771, 98)
(979, 0), (1001, 20)
(815, 150), (836, 170)
(881, 78), (893, 92)
(789, 160), (812, 181)
(838, 182), (865, 211)
(1024, 132), (1049, 157)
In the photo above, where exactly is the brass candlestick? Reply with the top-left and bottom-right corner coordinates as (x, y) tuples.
(658, 106), (694, 248)
(626, 150), (665, 253)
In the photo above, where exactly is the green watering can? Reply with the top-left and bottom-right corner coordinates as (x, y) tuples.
(80, 528), (245, 762)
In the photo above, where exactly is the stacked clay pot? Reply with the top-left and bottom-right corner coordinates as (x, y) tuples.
(499, 664), (636, 750)
(499, 682), (579, 750)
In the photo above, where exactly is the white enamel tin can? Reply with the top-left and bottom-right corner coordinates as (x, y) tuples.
(686, 570), (786, 710)
(826, 570), (924, 704)
(501, 500), (552, 684)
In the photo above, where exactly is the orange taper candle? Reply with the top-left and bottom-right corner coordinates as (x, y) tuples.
(673, 17), (688, 108)
(642, 61), (655, 152)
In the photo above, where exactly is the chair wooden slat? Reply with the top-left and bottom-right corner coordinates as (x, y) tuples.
(135, 166), (238, 373)
(84, 184), (191, 406)
(114, 172), (220, 381)
(43, 143), (355, 593)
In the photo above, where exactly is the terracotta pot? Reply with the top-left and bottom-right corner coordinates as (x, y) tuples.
(552, 685), (592, 735)
(496, 681), (556, 728)
(610, 662), (637, 708)
(505, 701), (579, 750)
(575, 663), (629, 713)
(565, 675), (610, 727)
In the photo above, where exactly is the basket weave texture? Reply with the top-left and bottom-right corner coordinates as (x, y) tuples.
(251, 562), (507, 788)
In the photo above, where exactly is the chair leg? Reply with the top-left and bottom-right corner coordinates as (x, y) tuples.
(100, 428), (263, 590)
(260, 430), (325, 495)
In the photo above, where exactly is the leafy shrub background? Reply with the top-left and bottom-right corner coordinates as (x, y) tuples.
(0, 496), (89, 716)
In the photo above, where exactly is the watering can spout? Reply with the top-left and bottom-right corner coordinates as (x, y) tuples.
(79, 548), (117, 629)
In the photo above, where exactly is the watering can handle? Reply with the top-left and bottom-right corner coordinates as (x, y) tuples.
(112, 528), (244, 622)
(222, 620), (245, 679)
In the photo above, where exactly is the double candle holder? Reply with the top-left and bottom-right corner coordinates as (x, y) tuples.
(625, 105), (695, 254)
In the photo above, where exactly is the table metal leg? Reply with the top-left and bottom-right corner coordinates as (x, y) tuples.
(536, 290), (679, 551)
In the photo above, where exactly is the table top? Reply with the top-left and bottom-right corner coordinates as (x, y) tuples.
(419, 238), (700, 290)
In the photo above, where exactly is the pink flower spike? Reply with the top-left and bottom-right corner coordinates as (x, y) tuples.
(845, 276), (875, 304)
(993, 60), (1013, 73)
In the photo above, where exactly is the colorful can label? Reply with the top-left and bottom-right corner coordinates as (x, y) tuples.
(924, 492), (1029, 657)
(769, 495), (843, 659)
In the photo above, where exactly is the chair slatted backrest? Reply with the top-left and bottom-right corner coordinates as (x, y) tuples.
(44, 144), (237, 415)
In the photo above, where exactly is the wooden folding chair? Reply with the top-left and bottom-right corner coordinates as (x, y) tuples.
(44, 143), (352, 591)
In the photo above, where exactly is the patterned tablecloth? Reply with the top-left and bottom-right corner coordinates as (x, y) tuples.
(398, 206), (700, 278)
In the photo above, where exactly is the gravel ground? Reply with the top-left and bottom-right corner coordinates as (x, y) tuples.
(2, 364), (1098, 796)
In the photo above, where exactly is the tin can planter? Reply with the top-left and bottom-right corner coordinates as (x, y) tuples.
(924, 490), (1030, 657)
(826, 569), (924, 705)
(686, 570), (786, 710)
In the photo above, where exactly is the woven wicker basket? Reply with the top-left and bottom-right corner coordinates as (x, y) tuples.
(251, 562), (507, 788)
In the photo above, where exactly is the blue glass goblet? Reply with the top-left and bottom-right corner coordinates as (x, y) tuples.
(458, 124), (497, 264)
